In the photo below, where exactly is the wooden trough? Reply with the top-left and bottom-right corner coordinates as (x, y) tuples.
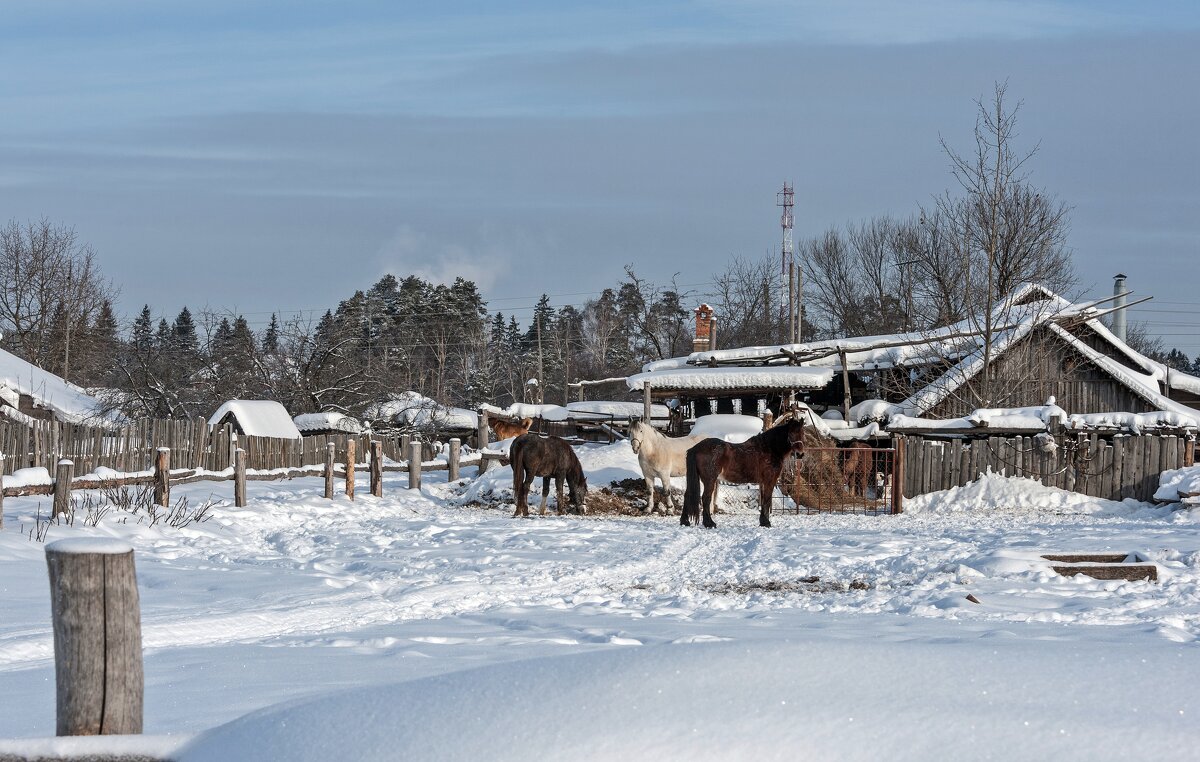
(1042, 553), (1158, 582)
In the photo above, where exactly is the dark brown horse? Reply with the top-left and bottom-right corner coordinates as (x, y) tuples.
(510, 433), (589, 517)
(681, 418), (806, 529)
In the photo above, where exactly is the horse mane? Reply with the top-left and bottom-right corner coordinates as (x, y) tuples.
(753, 418), (803, 455)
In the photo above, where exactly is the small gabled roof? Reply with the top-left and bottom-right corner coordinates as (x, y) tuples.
(209, 400), (302, 439)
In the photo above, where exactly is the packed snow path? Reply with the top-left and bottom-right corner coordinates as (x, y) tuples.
(1, 442), (1198, 738)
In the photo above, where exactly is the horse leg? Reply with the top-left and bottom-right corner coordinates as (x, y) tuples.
(657, 469), (674, 515)
(644, 473), (657, 514)
(701, 476), (717, 529)
(539, 476), (551, 516)
(759, 480), (773, 528)
(514, 471), (533, 518)
(556, 475), (567, 516)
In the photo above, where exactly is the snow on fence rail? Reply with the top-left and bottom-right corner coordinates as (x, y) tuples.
(896, 432), (1196, 502)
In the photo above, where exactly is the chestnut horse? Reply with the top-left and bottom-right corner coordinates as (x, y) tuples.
(681, 418), (806, 529)
(490, 415), (534, 441)
(510, 433), (589, 517)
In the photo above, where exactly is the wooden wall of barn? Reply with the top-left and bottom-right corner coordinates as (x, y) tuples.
(925, 327), (1157, 419)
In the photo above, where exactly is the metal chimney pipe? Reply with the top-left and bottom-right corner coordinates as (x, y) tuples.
(1112, 273), (1128, 342)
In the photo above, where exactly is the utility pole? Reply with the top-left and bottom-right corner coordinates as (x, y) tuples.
(777, 182), (797, 343)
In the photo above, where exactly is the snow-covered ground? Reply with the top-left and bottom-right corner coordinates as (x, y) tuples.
(2, 441), (1199, 757)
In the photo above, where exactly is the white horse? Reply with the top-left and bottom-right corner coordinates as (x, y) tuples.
(629, 420), (706, 514)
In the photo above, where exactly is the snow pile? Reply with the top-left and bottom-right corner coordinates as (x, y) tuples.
(849, 398), (900, 425)
(292, 412), (363, 434)
(209, 400), (301, 439)
(481, 402), (569, 421)
(367, 392), (477, 429)
(1156, 466), (1200, 505)
(906, 471), (1165, 517)
(690, 414), (763, 443)
(564, 400), (671, 420)
(176, 637), (1200, 762)
(1068, 410), (1199, 434)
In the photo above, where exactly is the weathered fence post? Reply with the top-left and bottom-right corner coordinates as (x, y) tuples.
(477, 407), (491, 473)
(370, 440), (383, 497)
(234, 448), (247, 507)
(891, 437), (905, 514)
(400, 434), (411, 461)
(408, 440), (422, 490)
(45, 538), (143, 736)
(53, 459), (74, 517)
(345, 439), (356, 500)
(153, 448), (170, 508)
(324, 442), (336, 499)
(448, 438), (461, 481)
(643, 383), (652, 425)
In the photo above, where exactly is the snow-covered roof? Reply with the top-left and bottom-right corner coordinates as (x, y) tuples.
(640, 284), (1200, 422)
(626, 366), (835, 393)
(209, 400), (302, 439)
(0, 346), (110, 424)
(483, 401), (671, 422)
(293, 412), (363, 434)
(689, 414), (763, 443)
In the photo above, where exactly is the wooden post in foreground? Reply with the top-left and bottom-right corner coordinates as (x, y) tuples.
(891, 436), (905, 514)
(234, 448), (247, 507)
(448, 438), (461, 481)
(324, 442), (336, 499)
(643, 383), (652, 425)
(477, 407), (491, 474)
(370, 440), (383, 497)
(408, 440), (422, 490)
(53, 459), (74, 517)
(400, 434), (411, 462)
(45, 538), (143, 736)
(345, 439), (356, 501)
(153, 448), (170, 508)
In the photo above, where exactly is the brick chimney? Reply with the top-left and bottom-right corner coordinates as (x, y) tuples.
(693, 304), (715, 353)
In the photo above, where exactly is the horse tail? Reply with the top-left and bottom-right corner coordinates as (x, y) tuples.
(511, 437), (526, 495)
(682, 446), (701, 526)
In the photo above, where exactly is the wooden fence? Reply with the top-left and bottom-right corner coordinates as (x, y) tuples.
(896, 433), (1196, 502)
(0, 419), (412, 476)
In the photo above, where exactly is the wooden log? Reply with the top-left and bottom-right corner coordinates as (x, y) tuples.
(408, 440), (422, 490)
(324, 442), (336, 499)
(234, 448), (247, 507)
(400, 434), (411, 461)
(153, 448), (170, 508)
(345, 439), (356, 501)
(643, 383), (652, 424)
(45, 538), (143, 736)
(370, 440), (383, 497)
(891, 437), (904, 514)
(477, 407), (491, 473)
(53, 459), (74, 517)
(448, 438), (461, 482)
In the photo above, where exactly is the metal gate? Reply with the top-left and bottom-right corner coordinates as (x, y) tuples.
(778, 445), (904, 515)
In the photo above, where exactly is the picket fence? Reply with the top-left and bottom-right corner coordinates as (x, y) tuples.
(895, 433), (1196, 503)
(0, 419), (408, 476)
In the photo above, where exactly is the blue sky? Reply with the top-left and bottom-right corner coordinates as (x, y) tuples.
(1, 1), (1198, 353)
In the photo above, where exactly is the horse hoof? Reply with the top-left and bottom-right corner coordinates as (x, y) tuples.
(702, 519), (717, 529)
(760, 519), (772, 528)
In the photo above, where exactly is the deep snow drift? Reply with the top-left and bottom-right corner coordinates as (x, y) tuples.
(1, 440), (1198, 757)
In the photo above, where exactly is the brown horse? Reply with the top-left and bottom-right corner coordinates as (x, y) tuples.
(681, 418), (807, 529)
(510, 433), (589, 517)
(490, 415), (534, 441)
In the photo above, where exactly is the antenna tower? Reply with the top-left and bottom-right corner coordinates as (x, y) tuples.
(777, 182), (798, 343)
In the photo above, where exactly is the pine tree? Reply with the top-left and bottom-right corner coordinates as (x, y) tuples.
(263, 313), (280, 355)
(132, 305), (154, 353)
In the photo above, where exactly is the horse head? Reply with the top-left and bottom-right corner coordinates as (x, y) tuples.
(786, 418), (807, 455)
(629, 420), (647, 454)
(569, 469), (589, 512)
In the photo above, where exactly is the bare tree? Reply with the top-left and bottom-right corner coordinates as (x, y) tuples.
(0, 218), (117, 382)
(934, 82), (1074, 406)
